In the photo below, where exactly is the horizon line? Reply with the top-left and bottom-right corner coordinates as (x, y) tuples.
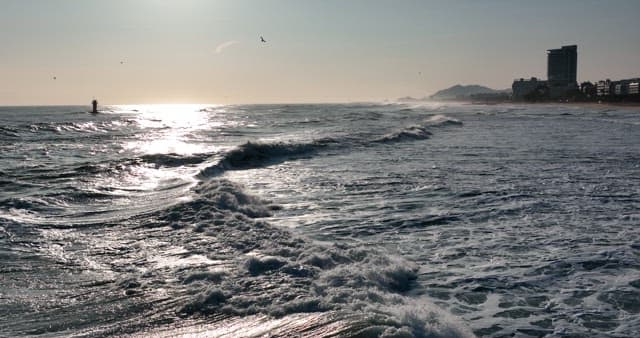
(0, 100), (400, 108)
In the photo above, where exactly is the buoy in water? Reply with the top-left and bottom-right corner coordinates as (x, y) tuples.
(91, 99), (98, 114)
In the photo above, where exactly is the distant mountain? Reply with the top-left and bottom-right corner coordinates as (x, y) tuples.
(429, 84), (510, 100)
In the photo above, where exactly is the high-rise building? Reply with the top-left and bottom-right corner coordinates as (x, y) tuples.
(547, 45), (577, 87)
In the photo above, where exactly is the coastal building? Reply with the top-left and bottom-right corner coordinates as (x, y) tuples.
(512, 77), (547, 101)
(508, 43), (638, 102)
(547, 45), (577, 86)
(547, 45), (578, 99)
(595, 78), (640, 101)
(614, 78), (640, 98)
(580, 81), (597, 99)
(597, 80), (612, 97)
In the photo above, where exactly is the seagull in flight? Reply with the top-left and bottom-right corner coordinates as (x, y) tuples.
(260, 36), (267, 43)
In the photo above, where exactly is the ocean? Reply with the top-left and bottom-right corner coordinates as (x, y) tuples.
(1, 102), (639, 338)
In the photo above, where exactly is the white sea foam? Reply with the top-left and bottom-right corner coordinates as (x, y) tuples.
(145, 178), (474, 337)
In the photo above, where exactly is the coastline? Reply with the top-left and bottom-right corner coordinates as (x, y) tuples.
(558, 101), (640, 110)
(464, 100), (640, 110)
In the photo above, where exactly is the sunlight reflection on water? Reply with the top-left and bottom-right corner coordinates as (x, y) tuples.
(119, 104), (218, 155)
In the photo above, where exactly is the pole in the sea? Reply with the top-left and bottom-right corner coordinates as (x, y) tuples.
(92, 99), (98, 114)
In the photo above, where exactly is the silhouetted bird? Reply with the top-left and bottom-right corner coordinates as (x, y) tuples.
(260, 36), (266, 43)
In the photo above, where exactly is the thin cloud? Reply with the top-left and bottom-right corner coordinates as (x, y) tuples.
(215, 40), (239, 54)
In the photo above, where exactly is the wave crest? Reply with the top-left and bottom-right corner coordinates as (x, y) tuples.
(199, 139), (335, 177)
(423, 114), (463, 127)
(376, 126), (432, 143)
(376, 115), (462, 143)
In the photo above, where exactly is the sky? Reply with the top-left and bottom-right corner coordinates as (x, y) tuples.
(1, 0), (639, 105)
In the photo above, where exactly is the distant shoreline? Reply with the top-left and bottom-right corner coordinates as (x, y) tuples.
(471, 101), (640, 110)
(401, 98), (640, 110)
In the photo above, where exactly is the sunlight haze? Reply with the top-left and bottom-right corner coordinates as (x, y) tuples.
(1, 0), (639, 105)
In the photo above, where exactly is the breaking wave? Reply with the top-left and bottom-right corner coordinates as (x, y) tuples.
(136, 178), (474, 338)
(198, 139), (338, 177)
(376, 115), (462, 143)
(422, 114), (463, 127)
(200, 115), (462, 177)
(376, 126), (433, 143)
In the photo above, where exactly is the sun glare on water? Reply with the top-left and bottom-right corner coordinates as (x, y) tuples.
(120, 104), (221, 155)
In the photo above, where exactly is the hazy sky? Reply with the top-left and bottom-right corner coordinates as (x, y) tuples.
(1, 0), (639, 105)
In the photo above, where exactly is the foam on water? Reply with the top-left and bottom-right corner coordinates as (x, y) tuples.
(0, 177), (473, 337)
(137, 178), (474, 337)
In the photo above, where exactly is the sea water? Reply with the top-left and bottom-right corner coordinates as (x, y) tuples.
(1, 102), (639, 337)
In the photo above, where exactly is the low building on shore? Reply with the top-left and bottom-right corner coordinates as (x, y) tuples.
(512, 77), (548, 101)
(629, 82), (640, 95)
(594, 78), (640, 101)
(580, 81), (597, 99)
(597, 79), (612, 97)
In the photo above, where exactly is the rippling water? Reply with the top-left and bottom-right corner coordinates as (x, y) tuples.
(1, 103), (639, 337)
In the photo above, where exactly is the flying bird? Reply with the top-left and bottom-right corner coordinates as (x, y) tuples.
(260, 36), (266, 43)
